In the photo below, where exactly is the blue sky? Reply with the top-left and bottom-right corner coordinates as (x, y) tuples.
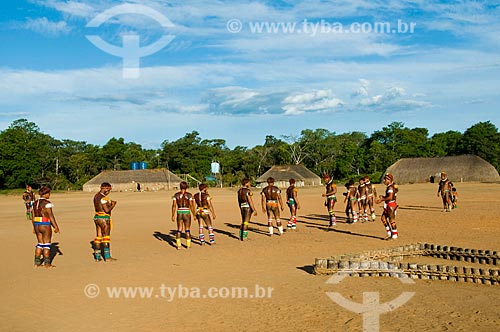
(0, 0), (499, 149)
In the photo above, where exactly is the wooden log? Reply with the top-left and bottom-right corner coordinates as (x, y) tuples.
(429, 265), (439, 280)
(349, 261), (360, 270)
(327, 259), (338, 270)
(315, 258), (327, 269)
(447, 266), (456, 281)
(438, 265), (447, 280)
(339, 260), (349, 270)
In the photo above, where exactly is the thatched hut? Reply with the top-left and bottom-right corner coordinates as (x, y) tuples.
(82, 169), (183, 192)
(384, 155), (500, 184)
(256, 165), (321, 188)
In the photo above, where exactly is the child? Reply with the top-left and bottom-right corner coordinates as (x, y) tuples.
(450, 184), (458, 209)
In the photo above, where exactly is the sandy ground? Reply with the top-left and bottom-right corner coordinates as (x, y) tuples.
(1, 182), (500, 332)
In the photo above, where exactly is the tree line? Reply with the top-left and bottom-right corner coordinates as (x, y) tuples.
(0, 118), (499, 190)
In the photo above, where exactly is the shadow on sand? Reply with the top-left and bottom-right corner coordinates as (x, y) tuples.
(300, 215), (386, 240)
(49, 242), (63, 264)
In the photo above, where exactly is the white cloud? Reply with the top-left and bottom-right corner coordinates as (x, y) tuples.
(358, 85), (430, 112)
(351, 79), (371, 98)
(385, 86), (405, 99)
(33, 0), (96, 18)
(51, 0), (95, 18)
(282, 89), (344, 115)
(23, 17), (71, 36)
(216, 87), (259, 108)
(0, 112), (29, 118)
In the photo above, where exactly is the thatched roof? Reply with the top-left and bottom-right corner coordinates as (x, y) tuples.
(384, 155), (500, 184)
(256, 165), (321, 186)
(83, 169), (183, 192)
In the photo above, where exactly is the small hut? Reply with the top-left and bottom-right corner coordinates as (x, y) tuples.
(82, 169), (183, 192)
(384, 155), (500, 184)
(256, 165), (322, 188)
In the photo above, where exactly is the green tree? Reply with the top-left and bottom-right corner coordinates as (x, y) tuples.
(0, 119), (57, 188)
(99, 137), (127, 170)
(459, 121), (500, 170)
(335, 131), (367, 179)
(161, 132), (231, 182)
(429, 131), (462, 156)
(296, 129), (338, 175)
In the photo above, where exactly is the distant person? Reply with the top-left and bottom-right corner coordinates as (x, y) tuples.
(286, 178), (300, 230)
(93, 182), (117, 261)
(450, 183), (459, 209)
(376, 173), (399, 240)
(22, 184), (36, 220)
(137, 182), (141, 192)
(322, 174), (337, 227)
(344, 179), (359, 223)
(261, 177), (284, 236)
(32, 186), (60, 268)
(437, 172), (452, 212)
(237, 178), (257, 241)
(342, 182), (351, 222)
(171, 181), (196, 250)
(194, 183), (217, 245)
(364, 176), (377, 221)
(357, 177), (368, 222)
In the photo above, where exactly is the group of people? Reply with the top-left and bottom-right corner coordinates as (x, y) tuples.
(236, 177), (301, 242)
(24, 170), (459, 266)
(171, 182), (217, 250)
(171, 176), (300, 249)
(320, 173), (400, 240)
(23, 183), (117, 267)
(23, 185), (61, 268)
(322, 174), (379, 226)
(437, 171), (459, 212)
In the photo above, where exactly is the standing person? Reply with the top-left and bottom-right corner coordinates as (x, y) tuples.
(322, 174), (337, 227)
(22, 184), (36, 220)
(376, 173), (399, 240)
(364, 176), (377, 222)
(357, 177), (368, 223)
(93, 182), (117, 262)
(450, 184), (459, 209)
(437, 172), (452, 212)
(32, 186), (60, 268)
(261, 177), (284, 236)
(286, 178), (300, 230)
(171, 181), (196, 250)
(238, 178), (257, 241)
(344, 180), (359, 223)
(194, 183), (217, 245)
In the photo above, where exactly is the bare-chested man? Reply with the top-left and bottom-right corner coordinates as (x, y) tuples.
(172, 181), (196, 250)
(93, 182), (117, 262)
(357, 177), (368, 222)
(32, 186), (60, 268)
(437, 172), (452, 212)
(322, 174), (337, 227)
(238, 178), (257, 241)
(261, 177), (284, 236)
(364, 176), (377, 221)
(376, 173), (399, 240)
(194, 183), (217, 245)
(344, 180), (359, 223)
(286, 179), (300, 230)
(23, 184), (36, 220)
